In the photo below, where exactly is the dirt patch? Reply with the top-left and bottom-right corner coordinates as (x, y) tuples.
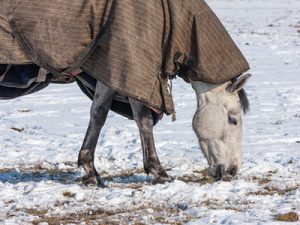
(101, 167), (145, 180)
(0, 168), (16, 173)
(11, 127), (25, 132)
(200, 199), (253, 212)
(29, 204), (191, 225)
(275, 212), (299, 222)
(24, 208), (48, 216)
(178, 169), (214, 185)
(0, 164), (80, 184)
(63, 191), (76, 198)
(248, 185), (299, 196)
(248, 170), (279, 186)
(295, 22), (300, 34)
(250, 176), (272, 185)
(18, 109), (31, 113)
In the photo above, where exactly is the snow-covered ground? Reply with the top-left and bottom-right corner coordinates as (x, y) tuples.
(0, 0), (299, 224)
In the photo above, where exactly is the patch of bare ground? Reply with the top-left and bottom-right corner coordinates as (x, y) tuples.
(101, 167), (145, 180)
(0, 168), (16, 173)
(62, 191), (76, 198)
(10, 127), (25, 132)
(0, 161), (77, 174)
(177, 169), (214, 185)
(18, 109), (31, 113)
(247, 170), (279, 185)
(295, 23), (300, 33)
(247, 184), (299, 196)
(200, 199), (254, 212)
(100, 168), (153, 189)
(249, 176), (272, 185)
(0, 163), (80, 184)
(28, 203), (191, 225)
(275, 212), (299, 222)
(5, 199), (16, 204)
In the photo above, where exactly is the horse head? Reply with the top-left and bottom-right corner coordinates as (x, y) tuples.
(190, 73), (251, 181)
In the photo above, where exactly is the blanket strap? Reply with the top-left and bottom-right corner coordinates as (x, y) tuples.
(0, 64), (11, 82)
(160, 0), (176, 120)
(36, 68), (47, 82)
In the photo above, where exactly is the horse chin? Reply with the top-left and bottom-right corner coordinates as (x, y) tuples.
(208, 166), (222, 181)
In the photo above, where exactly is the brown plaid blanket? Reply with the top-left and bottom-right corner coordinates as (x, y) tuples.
(0, 0), (249, 115)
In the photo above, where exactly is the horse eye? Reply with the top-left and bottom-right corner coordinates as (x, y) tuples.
(228, 115), (238, 125)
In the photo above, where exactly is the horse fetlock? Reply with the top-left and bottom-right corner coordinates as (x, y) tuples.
(152, 173), (172, 184)
(82, 174), (97, 186)
(144, 163), (171, 184)
(144, 162), (166, 175)
(82, 174), (104, 187)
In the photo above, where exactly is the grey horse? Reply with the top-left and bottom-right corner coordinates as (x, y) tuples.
(77, 73), (251, 186)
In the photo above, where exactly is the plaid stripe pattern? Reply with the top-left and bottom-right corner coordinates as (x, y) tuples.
(0, 0), (249, 114)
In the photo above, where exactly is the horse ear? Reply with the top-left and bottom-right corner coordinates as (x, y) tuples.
(227, 73), (251, 93)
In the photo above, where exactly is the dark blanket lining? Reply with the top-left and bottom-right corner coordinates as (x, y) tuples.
(0, 64), (52, 99)
(75, 72), (162, 125)
(0, 64), (161, 125)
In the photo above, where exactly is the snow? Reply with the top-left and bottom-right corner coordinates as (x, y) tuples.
(0, 0), (300, 224)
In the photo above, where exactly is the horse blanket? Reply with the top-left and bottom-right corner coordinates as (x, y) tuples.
(0, 0), (249, 115)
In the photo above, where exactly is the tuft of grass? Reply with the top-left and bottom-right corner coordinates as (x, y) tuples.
(24, 208), (48, 216)
(248, 185), (299, 196)
(11, 127), (25, 132)
(250, 176), (271, 185)
(101, 168), (145, 180)
(26, 202), (192, 225)
(275, 212), (299, 222)
(63, 191), (76, 198)
(0, 168), (15, 173)
(178, 169), (214, 185)
(18, 109), (31, 113)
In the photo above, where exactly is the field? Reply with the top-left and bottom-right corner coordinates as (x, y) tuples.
(0, 0), (299, 224)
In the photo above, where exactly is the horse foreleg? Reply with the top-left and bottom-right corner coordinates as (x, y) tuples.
(78, 81), (114, 187)
(129, 98), (171, 184)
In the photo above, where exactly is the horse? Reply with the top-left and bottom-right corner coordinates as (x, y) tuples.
(77, 73), (251, 186)
(0, 0), (251, 186)
(0, 63), (250, 186)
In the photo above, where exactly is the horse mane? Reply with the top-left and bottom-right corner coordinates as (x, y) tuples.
(238, 88), (249, 114)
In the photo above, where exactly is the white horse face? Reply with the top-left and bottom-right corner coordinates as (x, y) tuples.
(191, 74), (251, 181)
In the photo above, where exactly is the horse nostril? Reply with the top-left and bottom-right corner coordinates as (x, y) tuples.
(214, 164), (226, 181)
(227, 166), (237, 177)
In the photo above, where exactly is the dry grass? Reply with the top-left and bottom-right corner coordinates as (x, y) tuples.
(0, 163), (79, 185)
(24, 208), (48, 216)
(32, 162), (76, 174)
(275, 212), (299, 222)
(0, 162), (77, 174)
(101, 167), (145, 180)
(250, 176), (272, 185)
(248, 185), (299, 196)
(26, 202), (191, 225)
(198, 198), (253, 212)
(63, 191), (76, 198)
(18, 109), (31, 113)
(10, 127), (25, 132)
(178, 169), (214, 185)
(0, 168), (15, 173)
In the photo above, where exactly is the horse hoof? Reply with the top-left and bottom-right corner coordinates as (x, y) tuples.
(82, 176), (104, 187)
(153, 175), (172, 184)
